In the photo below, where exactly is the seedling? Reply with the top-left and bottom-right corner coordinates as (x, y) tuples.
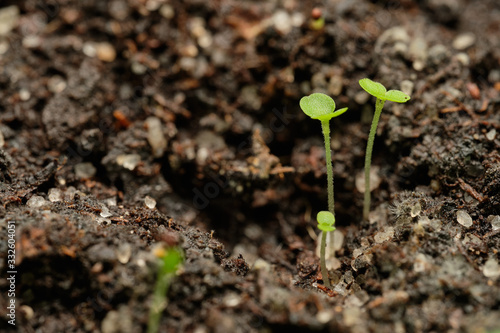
(317, 211), (336, 288)
(300, 93), (347, 288)
(310, 8), (325, 30)
(300, 93), (348, 215)
(359, 78), (410, 220)
(148, 246), (183, 333)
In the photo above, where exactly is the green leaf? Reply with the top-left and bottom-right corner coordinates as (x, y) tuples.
(160, 248), (183, 275)
(318, 224), (335, 232)
(300, 93), (348, 122)
(359, 78), (387, 100)
(385, 90), (411, 103)
(317, 211), (335, 232)
(332, 107), (349, 118)
(300, 93), (336, 121)
(317, 211), (335, 225)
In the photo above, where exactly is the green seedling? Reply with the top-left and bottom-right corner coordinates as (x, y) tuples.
(309, 8), (325, 30)
(359, 78), (410, 220)
(148, 246), (183, 333)
(300, 92), (347, 288)
(317, 211), (336, 288)
(300, 93), (348, 215)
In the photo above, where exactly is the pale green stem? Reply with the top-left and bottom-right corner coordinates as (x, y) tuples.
(320, 120), (334, 288)
(148, 271), (170, 333)
(320, 120), (334, 214)
(363, 98), (386, 220)
(320, 230), (332, 289)
(148, 249), (181, 333)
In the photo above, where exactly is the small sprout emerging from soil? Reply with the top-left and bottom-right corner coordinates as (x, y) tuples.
(310, 7), (325, 30)
(317, 211), (336, 289)
(300, 93), (346, 289)
(317, 211), (336, 231)
(359, 78), (410, 220)
(300, 93), (348, 215)
(148, 247), (183, 333)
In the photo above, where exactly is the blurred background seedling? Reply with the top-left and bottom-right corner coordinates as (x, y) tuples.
(148, 246), (183, 333)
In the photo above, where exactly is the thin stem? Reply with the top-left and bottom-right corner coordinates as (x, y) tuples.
(320, 120), (334, 215)
(321, 120), (335, 286)
(320, 230), (331, 289)
(363, 98), (386, 220)
(148, 270), (170, 333)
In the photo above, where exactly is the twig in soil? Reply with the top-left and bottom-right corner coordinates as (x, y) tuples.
(440, 90), (477, 120)
(457, 177), (485, 203)
(441, 175), (485, 204)
(413, 62), (458, 99)
(314, 283), (338, 297)
(479, 98), (490, 112)
(440, 106), (464, 113)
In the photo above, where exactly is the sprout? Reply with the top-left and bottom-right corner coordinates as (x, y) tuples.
(300, 93), (348, 216)
(359, 78), (410, 103)
(309, 7), (325, 30)
(317, 211), (336, 289)
(359, 78), (410, 220)
(317, 210), (336, 232)
(148, 247), (183, 333)
(300, 92), (347, 289)
(300, 93), (349, 122)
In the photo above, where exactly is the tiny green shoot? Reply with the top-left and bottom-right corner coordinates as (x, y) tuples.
(309, 8), (325, 30)
(148, 246), (183, 333)
(317, 211), (335, 288)
(359, 78), (410, 220)
(300, 93), (348, 215)
(300, 92), (347, 289)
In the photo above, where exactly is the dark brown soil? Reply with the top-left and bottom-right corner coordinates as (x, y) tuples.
(1, 0), (500, 332)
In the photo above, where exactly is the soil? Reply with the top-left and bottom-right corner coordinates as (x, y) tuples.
(1, 0), (500, 332)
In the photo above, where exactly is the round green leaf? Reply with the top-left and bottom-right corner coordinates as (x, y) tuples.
(317, 211), (335, 232)
(300, 93), (336, 120)
(385, 90), (411, 103)
(359, 78), (387, 100)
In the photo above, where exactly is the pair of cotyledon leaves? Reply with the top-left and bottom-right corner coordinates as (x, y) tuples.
(317, 211), (336, 232)
(300, 78), (410, 121)
(358, 78), (411, 103)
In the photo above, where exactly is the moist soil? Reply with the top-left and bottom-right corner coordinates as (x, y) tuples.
(1, 1), (500, 332)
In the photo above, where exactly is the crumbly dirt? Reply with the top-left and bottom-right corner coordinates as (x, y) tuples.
(1, 0), (500, 332)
